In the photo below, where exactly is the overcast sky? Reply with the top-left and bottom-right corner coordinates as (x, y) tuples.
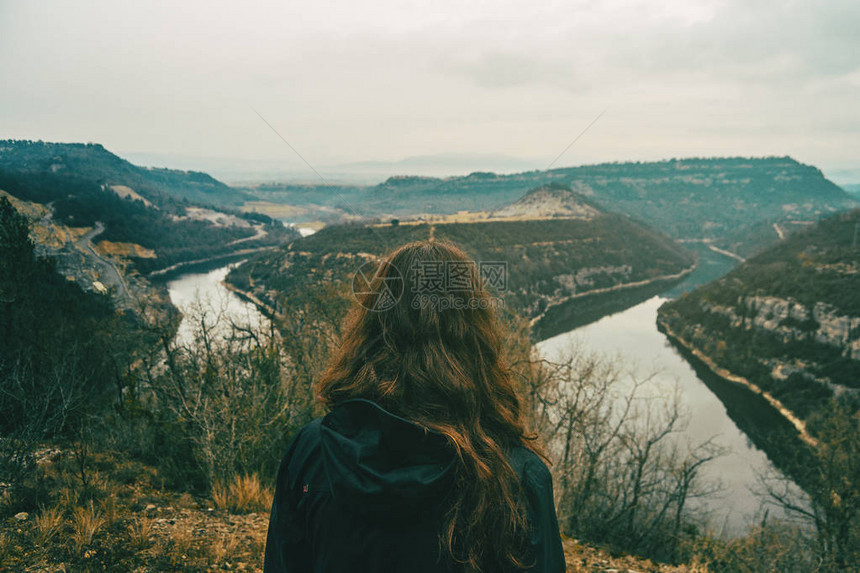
(1, 0), (858, 181)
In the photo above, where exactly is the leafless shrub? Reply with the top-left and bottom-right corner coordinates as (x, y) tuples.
(137, 289), (338, 491)
(517, 340), (725, 562)
(685, 516), (820, 572)
(756, 398), (860, 569)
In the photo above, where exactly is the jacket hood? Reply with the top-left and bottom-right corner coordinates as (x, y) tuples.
(320, 399), (457, 514)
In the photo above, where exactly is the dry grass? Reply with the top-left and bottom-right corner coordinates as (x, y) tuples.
(248, 525), (268, 555)
(0, 531), (10, 564)
(108, 185), (153, 208)
(208, 532), (240, 566)
(34, 506), (64, 546)
(165, 523), (195, 567)
(71, 500), (106, 556)
(127, 516), (154, 550)
(562, 537), (699, 572)
(99, 494), (118, 527)
(174, 523), (194, 555)
(95, 240), (157, 259)
(212, 473), (273, 514)
(3, 448), (274, 571)
(96, 468), (119, 492)
(240, 200), (308, 219)
(57, 486), (78, 510)
(212, 483), (228, 511)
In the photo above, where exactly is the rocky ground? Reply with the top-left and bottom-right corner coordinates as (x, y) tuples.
(0, 445), (699, 573)
(4, 510), (695, 573)
(562, 539), (698, 573)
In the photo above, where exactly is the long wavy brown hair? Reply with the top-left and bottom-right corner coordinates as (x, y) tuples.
(316, 239), (542, 572)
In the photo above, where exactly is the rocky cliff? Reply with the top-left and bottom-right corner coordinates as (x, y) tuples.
(658, 209), (860, 424)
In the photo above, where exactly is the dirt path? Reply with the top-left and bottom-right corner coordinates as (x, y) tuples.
(73, 221), (130, 297)
(707, 245), (745, 263)
(773, 222), (785, 240)
(227, 223), (268, 246)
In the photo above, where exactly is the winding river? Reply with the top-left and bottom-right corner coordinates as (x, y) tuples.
(167, 241), (799, 536)
(537, 244), (802, 534)
(538, 295), (791, 534)
(167, 261), (267, 347)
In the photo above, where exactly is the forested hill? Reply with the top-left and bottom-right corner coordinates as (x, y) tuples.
(254, 156), (854, 257)
(657, 209), (860, 426)
(0, 141), (297, 305)
(227, 184), (696, 336)
(0, 140), (250, 207)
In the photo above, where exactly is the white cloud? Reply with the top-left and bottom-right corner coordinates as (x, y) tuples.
(0, 0), (857, 176)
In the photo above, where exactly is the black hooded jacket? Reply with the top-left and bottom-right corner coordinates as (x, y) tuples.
(263, 399), (565, 573)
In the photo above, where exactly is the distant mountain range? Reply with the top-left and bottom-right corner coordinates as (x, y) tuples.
(842, 184), (860, 199)
(333, 152), (540, 177)
(122, 151), (541, 183)
(250, 156), (856, 258)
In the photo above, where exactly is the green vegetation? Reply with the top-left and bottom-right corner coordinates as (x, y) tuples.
(0, 197), (132, 438)
(0, 140), (252, 207)
(0, 141), (297, 274)
(659, 209), (860, 405)
(227, 212), (695, 323)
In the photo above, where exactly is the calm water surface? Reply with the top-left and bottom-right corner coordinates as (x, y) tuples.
(166, 262), (266, 347)
(167, 227), (317, 345)
(537, 244), (800, 535)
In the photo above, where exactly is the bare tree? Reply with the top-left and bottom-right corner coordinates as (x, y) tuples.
(130, 283), (344, 490)
(758, 398), (860, 569)
(514, 340), (725, 562)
